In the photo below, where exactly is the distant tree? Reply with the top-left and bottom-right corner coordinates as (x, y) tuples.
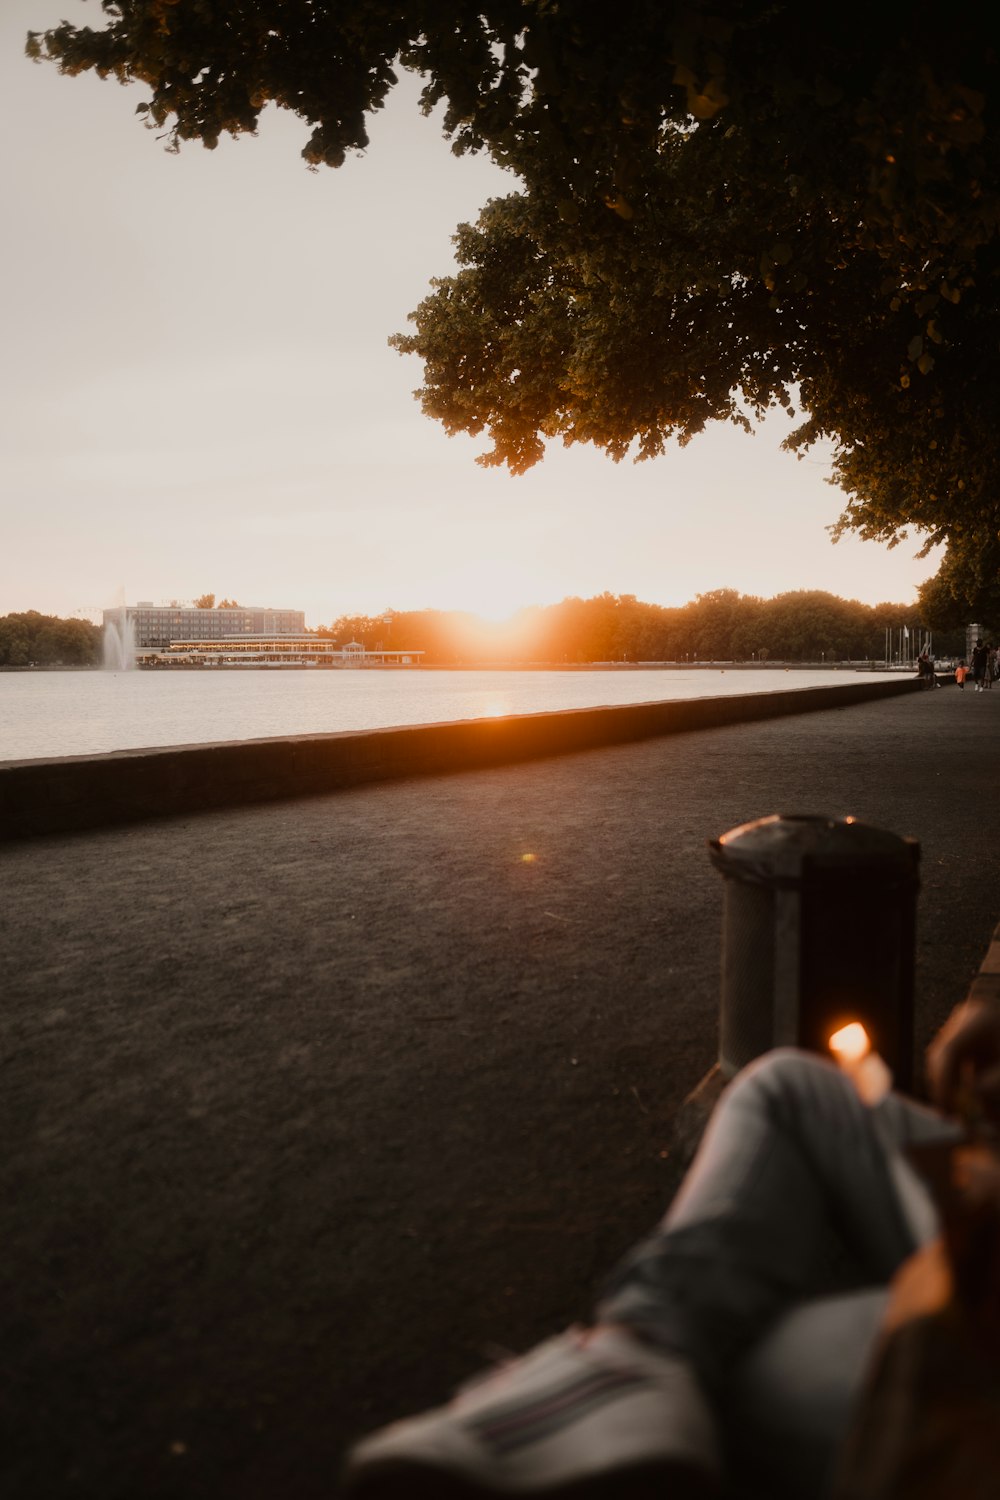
(685, 590), (746, 660)
(28, 2), (1000, 608)
(917, 543), (1000, 630)
(727, 598), (764, 661)
(216, 598), (241, 609)
(193, 594), (215, 609)
(0, 612), (101, 667)
(0, 619), (31, 667)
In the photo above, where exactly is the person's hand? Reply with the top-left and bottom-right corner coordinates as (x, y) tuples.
(926, 999), (1000, 1126)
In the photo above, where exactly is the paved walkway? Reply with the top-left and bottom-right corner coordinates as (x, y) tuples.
(3, 685), (999, 1499)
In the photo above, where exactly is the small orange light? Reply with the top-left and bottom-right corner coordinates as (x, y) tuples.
(521, 852), (538, 864)
(829, 1021), (870, 1063)
(829, 1021), (892, 1105)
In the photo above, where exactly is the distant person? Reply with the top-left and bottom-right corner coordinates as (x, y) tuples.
(956, 660), (968, 690)
(985, 644), (996, 690)
(916, 650), (934, 689)
(972, 637), (989, 691)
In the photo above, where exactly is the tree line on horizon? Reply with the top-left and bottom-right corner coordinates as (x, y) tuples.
(0, 612), (101, 667)
(320, 590), (973, 666)
(0, 593), (979, 670)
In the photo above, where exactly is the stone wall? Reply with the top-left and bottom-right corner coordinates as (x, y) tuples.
(0, 677), (922, 840)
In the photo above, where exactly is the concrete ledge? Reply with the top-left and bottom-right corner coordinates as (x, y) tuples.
(0, 676), (920, 841)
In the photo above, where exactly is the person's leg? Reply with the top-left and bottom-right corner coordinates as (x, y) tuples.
(595, 1051), (959, 1497)
(722, 1286), (890, 1498)
(598, 1049), (955, 1396)
(344, 1051), (957, 1498)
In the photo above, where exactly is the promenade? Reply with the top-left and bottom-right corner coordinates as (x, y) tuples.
(3, 684), (999, 1499)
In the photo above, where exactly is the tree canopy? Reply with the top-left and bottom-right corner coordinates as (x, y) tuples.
(0, 612), (101, 668)
(29, 2), (1000, 616)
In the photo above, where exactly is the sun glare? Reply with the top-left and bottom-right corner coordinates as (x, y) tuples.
(473, 600), (519, 624)
(437, 561), (547, 623)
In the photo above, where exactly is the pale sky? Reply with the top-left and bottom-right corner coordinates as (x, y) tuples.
(1, 0), (943, 628)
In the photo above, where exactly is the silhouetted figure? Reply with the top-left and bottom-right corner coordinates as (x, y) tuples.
(972, 638), (989, 691)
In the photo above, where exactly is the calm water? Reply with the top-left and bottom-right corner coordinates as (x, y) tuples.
(0, 667), (891, 762)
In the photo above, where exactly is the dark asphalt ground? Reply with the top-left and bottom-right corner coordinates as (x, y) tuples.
(2, 684), (999, 1499)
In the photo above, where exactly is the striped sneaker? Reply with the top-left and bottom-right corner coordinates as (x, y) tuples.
(341, 1325), (721, 1497)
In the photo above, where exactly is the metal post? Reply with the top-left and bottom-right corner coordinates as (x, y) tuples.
(709, 814), (919, 1087)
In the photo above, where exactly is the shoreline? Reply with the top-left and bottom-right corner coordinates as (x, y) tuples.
(1, 676), (921, 840)
(2, 659), (916, 674)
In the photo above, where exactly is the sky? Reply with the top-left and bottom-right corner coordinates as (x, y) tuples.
(1, 1), (944, 629)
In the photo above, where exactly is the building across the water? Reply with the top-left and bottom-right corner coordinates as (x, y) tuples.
(104, 603), (305, 650)
(138, 637), (422, 668)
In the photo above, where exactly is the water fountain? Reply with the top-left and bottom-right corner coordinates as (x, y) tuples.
(103, 607), (137, 670)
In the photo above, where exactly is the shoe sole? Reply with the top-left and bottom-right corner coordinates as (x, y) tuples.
(342, 1456), (719, 1499)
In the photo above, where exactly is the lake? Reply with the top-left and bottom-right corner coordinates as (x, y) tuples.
(0, 667), (895, 763)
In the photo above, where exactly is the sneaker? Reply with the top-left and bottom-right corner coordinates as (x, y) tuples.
(342, 1325), (721, 1498)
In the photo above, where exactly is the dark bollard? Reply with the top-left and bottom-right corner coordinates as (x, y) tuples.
(708, 814), (919, 1089)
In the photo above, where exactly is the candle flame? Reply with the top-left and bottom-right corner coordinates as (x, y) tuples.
(829, 1021), (871, 1064)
